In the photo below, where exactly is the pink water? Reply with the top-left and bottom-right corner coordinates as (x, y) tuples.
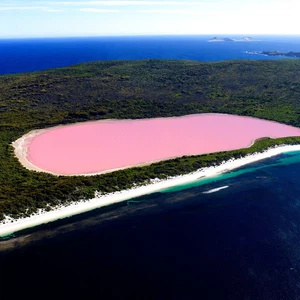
(26, 114), (300, 175)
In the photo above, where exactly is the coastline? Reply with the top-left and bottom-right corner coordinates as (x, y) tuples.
(2, 144), (300, 237)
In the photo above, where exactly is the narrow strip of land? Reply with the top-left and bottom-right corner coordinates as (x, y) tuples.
(2, 144), (300, 237)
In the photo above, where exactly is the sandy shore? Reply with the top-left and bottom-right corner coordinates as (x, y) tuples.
(1, 144), (300, 237)
(12, 129), (52, 174)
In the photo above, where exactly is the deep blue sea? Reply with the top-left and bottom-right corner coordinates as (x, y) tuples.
(1, 35), (300, 75)
(1, 35), (300, 300)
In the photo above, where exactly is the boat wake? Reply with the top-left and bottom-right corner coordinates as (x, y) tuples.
(203, 186), (229, 194)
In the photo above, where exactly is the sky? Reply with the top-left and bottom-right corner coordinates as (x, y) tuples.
(1, 0), (299, 38)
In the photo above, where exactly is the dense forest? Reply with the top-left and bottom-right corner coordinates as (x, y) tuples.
(1, 59), (300, 220)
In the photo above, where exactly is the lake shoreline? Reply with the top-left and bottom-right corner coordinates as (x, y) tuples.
(12, 113), (300, 176)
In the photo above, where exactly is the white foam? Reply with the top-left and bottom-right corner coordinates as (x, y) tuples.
(203, 186), (229, 194)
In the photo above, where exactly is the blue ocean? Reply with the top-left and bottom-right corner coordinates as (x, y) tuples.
(1, 35), (300, 299)
(1, 35), (300, 75)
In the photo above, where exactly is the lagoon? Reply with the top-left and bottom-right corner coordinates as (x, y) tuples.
(15, 114), (300, 175)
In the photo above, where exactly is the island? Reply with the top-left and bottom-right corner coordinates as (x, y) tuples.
(208, 36), (255, 42)
(2, 59), (300, 237)
(241, 36), (254, 41)
(208, 37), (235, 42)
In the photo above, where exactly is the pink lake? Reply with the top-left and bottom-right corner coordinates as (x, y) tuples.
(26, 114), (300, 175)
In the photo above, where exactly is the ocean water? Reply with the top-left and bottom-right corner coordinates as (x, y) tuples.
(1, 35), (300, 75)
(1, 152), (300, 299)
(2, 35), (300, 299)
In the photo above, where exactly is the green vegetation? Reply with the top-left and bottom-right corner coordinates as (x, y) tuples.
(261, 51), (300, 58)
(1, 59), (300, 220)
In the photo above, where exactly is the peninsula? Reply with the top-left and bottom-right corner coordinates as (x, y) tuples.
(247, 50), (300, 58)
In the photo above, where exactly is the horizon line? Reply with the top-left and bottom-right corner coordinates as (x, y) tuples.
(1, 33), (300, 39)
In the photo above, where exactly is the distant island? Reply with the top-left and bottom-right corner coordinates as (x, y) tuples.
(209, 37), (235, 42)
(247, 50), (300, 58)
(208, 36), (255, 42)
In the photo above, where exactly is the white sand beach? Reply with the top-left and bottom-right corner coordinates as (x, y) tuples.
(1, 144), (300, 237)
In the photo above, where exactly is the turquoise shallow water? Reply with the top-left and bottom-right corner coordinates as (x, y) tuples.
(162, 150), (300, 193)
